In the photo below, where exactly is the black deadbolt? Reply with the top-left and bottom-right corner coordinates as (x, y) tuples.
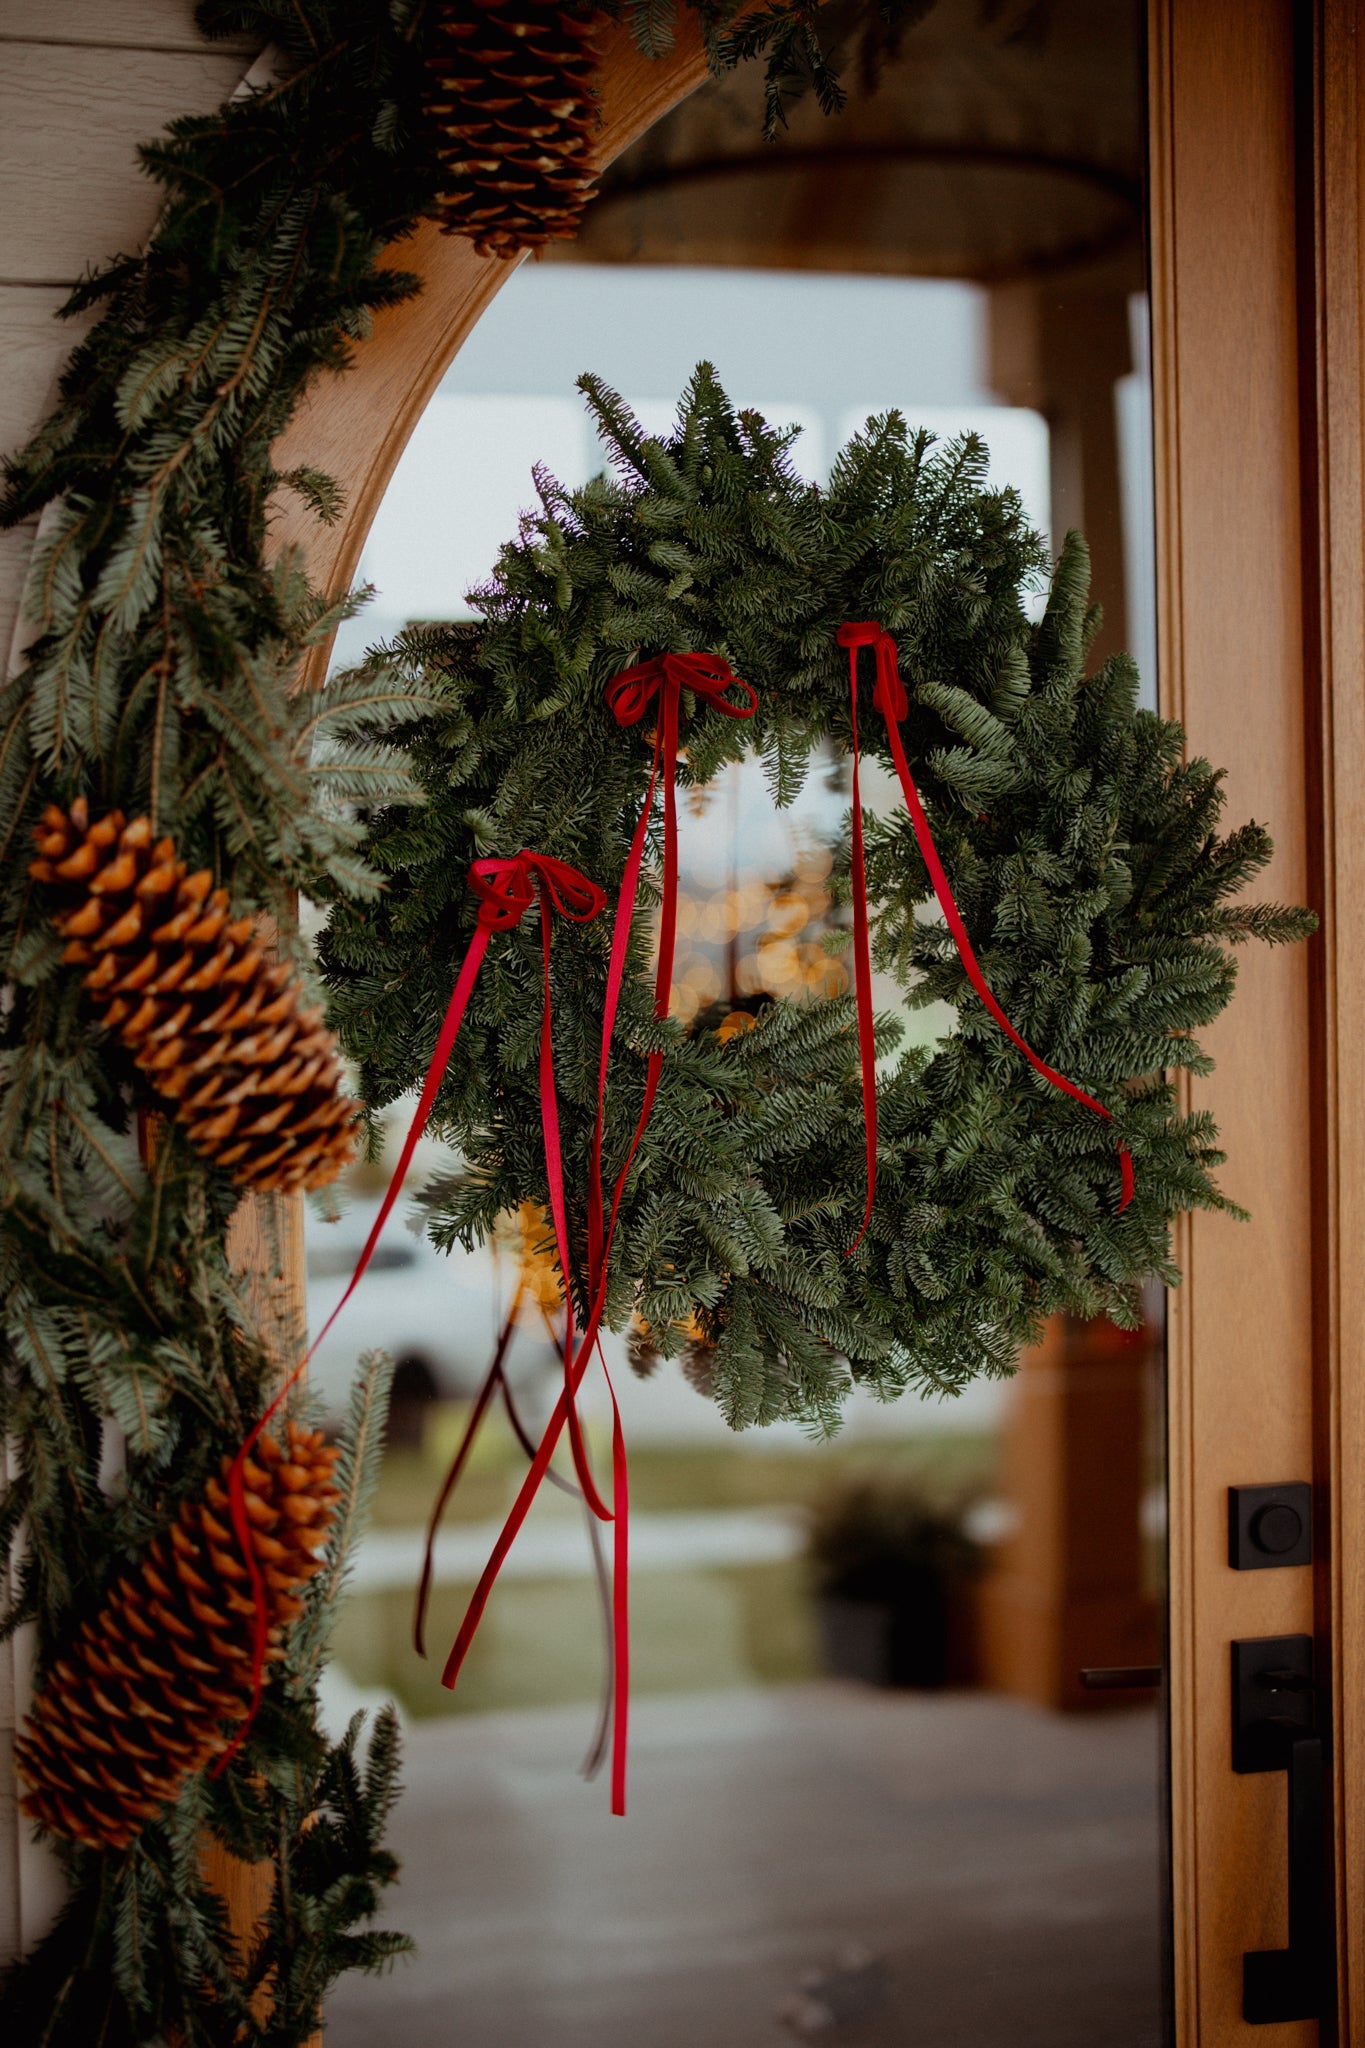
(1229, 1483), (1312, 1570)
(1253, 1502), (1304, 1554)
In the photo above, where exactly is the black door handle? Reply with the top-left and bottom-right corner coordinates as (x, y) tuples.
(1244, 1735), (1326, 2023)
(1078, 1665), (1162, 1690)
(1233, 1636), (1330, 2024)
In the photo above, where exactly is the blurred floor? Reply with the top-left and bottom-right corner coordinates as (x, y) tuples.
(325, 1683), (1164, 2048)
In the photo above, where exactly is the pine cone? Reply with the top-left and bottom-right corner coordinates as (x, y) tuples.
(29, 800), (356, 1193)
(423, 1), (602, 257)
(14, 1423), (340, 1853)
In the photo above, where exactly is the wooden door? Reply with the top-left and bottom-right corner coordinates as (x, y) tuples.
(1151, 0), (1365, 2037)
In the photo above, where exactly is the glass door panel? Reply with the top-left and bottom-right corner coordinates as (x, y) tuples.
(317, 6), (1165, 2041)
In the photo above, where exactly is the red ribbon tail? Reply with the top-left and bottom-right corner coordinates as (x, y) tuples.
(845, 671), (878, 1255)
(1119, 1144), (1135, 1212)
(506, 1312), (616, 1783)
(441, 1332), (595, 1689)
(217, 915), (499, 1771)
(413, 1287), (522, 1659)
(586, 739), (661, 1338)
(597, 1340), (630, 1817)
(586, 691), (677, 1255)
(656, 691), (680, 1021)
(536, 889), (611, 1523)
(878, 669), (1134, 1216)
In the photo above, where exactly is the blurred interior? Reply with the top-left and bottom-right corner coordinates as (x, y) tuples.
(315, 3), (1168, 2042)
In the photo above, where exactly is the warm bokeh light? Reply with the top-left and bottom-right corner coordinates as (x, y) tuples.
(661, 840), (851, 1023)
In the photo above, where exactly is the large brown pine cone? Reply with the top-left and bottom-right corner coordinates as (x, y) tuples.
(423, 0), (602, 256)
(29, 800), (356, 1193)
(14, 1423), (340, 1854)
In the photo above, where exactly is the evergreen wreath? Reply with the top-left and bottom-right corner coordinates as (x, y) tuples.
(323, 366), (1314, 1434)
(0, 1), (926, 2038)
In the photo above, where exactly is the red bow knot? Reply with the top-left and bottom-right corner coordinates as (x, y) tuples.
(605, 650), (757, 729)
(470, 850), (606, 930)
(837, 620), (908, 719)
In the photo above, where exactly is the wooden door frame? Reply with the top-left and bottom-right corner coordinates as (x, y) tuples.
(277, 4), (1364, 2039)
(1298, 0), (1365, 2033)
(1151, 0), (1364, 2038)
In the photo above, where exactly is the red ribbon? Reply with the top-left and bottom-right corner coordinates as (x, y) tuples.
(413, 1277), (525, 1664)
(414, 1273), (616, 1784)
(837, 619), (1134, 1243)
(217, 849), (606, 1772)
(589, 652), (758, 1283)
(441, 651), (756, 1816)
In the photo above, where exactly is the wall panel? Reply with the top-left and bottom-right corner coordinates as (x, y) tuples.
(0, 45), (248, 284)
(0, 2), (257, 52)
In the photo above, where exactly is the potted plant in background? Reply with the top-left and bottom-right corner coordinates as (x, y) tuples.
(808, 1474), (983, 1689)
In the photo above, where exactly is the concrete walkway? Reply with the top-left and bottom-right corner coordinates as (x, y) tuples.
(325, 1683), (1165, 2048)
(350, 1508), (807, 1589)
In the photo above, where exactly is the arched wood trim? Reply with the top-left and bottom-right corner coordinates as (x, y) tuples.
(271, 17), (715, 663)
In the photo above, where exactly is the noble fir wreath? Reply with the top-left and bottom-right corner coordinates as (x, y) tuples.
(322, 364), (1314, 1433)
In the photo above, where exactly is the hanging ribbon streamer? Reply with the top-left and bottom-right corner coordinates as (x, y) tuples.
(588, 651), (759, 1286)
(217, 849), (606, 1772)
(441, 651), (757, 1816)
(413, 1274), (616, 1783)
(836, 619), (1134, 1243)
(413, 1275), (526, 1664)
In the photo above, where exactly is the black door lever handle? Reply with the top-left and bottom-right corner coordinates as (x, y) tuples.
(1244, 1734), (1327, 2023)
(1233, 1636), (1329, 2025)
(1078, 1665), (1161, 1690)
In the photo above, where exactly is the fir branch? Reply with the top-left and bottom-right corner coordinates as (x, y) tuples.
(291, 1349), (394, 1686)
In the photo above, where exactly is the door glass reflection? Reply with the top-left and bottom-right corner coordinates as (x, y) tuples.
(318, 5), (1165, 2043)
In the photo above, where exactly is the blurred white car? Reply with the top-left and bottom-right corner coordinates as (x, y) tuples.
(304, 1198), (560, 1435)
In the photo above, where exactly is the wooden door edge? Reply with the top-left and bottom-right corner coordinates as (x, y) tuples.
(1301, 3), (1365, 2035)
(1146, 9), (1200, 2036)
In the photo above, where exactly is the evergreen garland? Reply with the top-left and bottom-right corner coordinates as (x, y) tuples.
(323, 367), (1314, 1430)
(0, 1), (918, 2037)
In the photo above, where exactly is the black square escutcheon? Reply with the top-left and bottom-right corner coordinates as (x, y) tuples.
(1229, 1482), (1312, 1571)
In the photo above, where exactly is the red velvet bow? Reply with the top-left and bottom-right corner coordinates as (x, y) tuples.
(219, 849), (606, 1771)
(441, 651), (757, 1817)
(468, 850), (605, 931)
(603, 649), (758, 731)
(836, 619), (1134, 1244)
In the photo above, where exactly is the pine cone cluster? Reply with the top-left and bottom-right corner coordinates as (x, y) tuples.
(14, 1423), (340, 1853)
(30, 800), (356, 1192)
(423, 0), (602, 256)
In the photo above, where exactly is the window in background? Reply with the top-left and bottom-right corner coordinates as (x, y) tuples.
(329, 265), (1052, 661)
